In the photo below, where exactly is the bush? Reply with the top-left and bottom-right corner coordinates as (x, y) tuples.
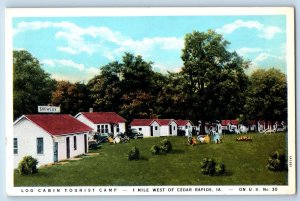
(160, 139), (172, 153)
(267, 150), (286, 171)
(18, 156), (38, 175)
(128, 146), (140, 160)
(150, 145), (160, 155)
(215, 163), (225, 175)
(89, 142), (100, 150)
(200, 157), (225, 176)
(200, 158), (216, 176)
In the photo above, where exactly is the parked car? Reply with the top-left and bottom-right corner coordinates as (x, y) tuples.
(94, 132), (113, 143)
(125, 128), (143, 139)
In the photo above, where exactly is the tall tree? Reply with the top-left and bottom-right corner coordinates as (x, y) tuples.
(181, 30), (249, 133)
(51, 81), (91, 115)
(13, 50), (55, 119)
(244, 68), (287, 121)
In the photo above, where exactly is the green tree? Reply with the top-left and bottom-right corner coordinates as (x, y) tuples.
(51, 81), (91, 115)
(181, 30), (249, 133)
(244, 68), (287, 121)
(13, 50), (55, 119)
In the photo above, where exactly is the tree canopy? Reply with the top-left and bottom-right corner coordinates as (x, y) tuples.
(13, 50), (55, 119)
(181, 30), (249, 133)
(244, 68), (287, 121)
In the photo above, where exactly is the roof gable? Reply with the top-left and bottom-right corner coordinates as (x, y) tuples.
(175, 119), (193, 126)
(156, 119), (176, 126)
(20, 114), (92, 136)
(129, 119), (159, 126)
(78, 112), (126, 124)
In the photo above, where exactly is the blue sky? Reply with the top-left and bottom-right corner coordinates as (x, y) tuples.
(13, 15), (286, 82)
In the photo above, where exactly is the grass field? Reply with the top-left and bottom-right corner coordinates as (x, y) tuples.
(14, 133), (288, 186)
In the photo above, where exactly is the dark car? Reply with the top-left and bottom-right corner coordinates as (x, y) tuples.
(125, 128), (143, 139)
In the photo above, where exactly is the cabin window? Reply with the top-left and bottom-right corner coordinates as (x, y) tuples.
(100, 124), (109, 133)
(185, 125), (188, 129)
(37, 138), (44, 154)
(116, 124), (120, 132)
(74, 136), (77, 150)
(138, 128), (142, 131)
(13, 138), (18, 154)
(97, 125), (100, 133)
(155, 126), (158, 130)
(173, 126), (176, 130)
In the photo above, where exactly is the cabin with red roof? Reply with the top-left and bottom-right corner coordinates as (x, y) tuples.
(175, 119), (193, 131)
(129, 119), (160, 137)
(13, 114), (92, 168)
(75, 112), (126, 137)
(129, 119), (178, 137)
(156, 119), (178, 136)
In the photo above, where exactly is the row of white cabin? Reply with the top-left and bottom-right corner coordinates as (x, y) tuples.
(13, 111), (193, 168)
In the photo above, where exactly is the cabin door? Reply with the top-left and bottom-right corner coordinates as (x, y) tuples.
(66, 137), (70, 159)
(169, 125), (172, 135)
(150, 126), (154, 136)
(84, 134), (87, 153)
(53, 142), (58, 162)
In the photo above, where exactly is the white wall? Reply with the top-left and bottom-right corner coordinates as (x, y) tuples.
(160, 121), (177, 136)
(14, 119), (54, 168)
(131, 121), (160, 137)
(131, 126), (151, 137)
(54, 132), (88, 161)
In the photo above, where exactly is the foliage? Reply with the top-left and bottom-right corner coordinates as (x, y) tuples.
(13, 50), (55, 119)
(51, 81), (91, 115)
(244, 68), (287, 121)
(89, 142), (101, 150)
(128, 146), (140, 160)
(18, 156), (38, 175)
(267, 150), (286, 171)
(215, 163), (225, 175)
(200, 157), (225, 176)
(200, 158), (216, 176)
(160, 139), (173, 153)
(181, 30), (249, 132)
(150, 145), (160, 155)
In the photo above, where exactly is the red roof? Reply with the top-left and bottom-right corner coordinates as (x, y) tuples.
(221, 120), (239, 126)
(79, 112), (126, 124)
(129, 119), (158, 126)
(175, 120), (193, 126)
(156, 119), (176, 126)
(24, 114), (92, 136)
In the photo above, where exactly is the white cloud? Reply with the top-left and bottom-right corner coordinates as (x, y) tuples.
(253, 52), (271, 63)
(216, 20), (283, 39)
(153, 63), (182, 74)
(42, 59), (100, 82)
(57, 46), (78, 55)
(236, 47), (264, 56)
(14, 21), (183, 58)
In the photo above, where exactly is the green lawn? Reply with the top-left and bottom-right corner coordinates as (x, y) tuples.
(14, 133), (288, 186)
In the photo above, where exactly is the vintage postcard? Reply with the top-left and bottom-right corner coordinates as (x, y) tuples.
(5, 7), (295, 196)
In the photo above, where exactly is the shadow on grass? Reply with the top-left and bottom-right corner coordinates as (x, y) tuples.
(139, 156), (149, 161)
(220, 170), (233, 177)
(170, 149), (185, 154)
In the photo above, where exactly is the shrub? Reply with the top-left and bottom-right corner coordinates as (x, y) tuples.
(160, 139), (172, 153)
(215, 163), (225, 175)
(200, 158), (225, 176)
(128, 146), (140, 160)
(150, 145), (160, 155)
(267, 150), (286, 171)
(89, 142), (100, 150)
(18, 156), (38, 175)
(200, 158), (216, 176)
